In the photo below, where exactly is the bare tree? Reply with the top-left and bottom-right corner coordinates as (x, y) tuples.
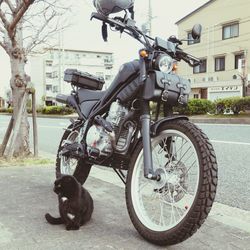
(0, 0), (71, 157)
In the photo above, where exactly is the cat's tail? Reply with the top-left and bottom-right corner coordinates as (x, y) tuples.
(45, 213), (63, 225)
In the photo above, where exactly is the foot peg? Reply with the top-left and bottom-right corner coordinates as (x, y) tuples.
(61, 142), (85, 159)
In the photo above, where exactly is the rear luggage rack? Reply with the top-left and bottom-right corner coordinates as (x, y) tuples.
(64, 69), (105, 90)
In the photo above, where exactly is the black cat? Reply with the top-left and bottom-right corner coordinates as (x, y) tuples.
(45, 175), (94, 230)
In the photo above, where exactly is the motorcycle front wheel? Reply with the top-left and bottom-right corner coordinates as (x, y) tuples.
(125, 119), (218, 246)
(55, 124), (92, 185)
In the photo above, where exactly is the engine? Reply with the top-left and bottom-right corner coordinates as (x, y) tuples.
(86, 100), (129, 159)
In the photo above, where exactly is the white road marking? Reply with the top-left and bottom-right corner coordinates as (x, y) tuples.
(211, 140), (250, 146)
(38, 125), (66, 129)
(196, 123), (250, 127)
(90, 166), (250, 233)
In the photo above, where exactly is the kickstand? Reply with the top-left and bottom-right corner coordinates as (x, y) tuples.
(113, 169), (126, 185)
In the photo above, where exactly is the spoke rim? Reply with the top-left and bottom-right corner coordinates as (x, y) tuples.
(60, 131), (79, 175)
(131, 129), (200, 232)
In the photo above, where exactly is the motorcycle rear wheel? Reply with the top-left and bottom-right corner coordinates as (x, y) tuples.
(55, 124), (92, 185)
(125, 119), (218, 245)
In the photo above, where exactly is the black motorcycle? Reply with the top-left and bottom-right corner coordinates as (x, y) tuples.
(55, 11), (218, 246)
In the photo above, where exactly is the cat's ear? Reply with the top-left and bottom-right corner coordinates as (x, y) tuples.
(54, 179), (60, 185)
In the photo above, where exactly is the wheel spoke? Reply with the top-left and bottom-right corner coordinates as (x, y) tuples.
(60, 131), (79, 175)
(138, 180), (150, 193)
(159, 200), (166, 226)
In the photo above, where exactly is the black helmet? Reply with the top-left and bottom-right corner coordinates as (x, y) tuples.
(93, 0), (134, 16)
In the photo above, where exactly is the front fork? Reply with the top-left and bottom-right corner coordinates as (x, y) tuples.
(140, 100), (156, 180)
(138, 51), (159, 180)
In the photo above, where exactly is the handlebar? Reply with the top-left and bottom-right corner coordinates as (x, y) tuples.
(91, 12), (152, 49)
(175, 48), (201, 67)
(91, 12), (201, 67)
(91, 12), (139, 39)
(91, 12), (126, 30)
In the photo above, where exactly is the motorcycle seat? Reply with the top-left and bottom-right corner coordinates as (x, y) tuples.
(77, 89), (106, 103)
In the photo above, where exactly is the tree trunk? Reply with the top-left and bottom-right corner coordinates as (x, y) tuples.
(9, 21), (30, 157)
(10, 57), (30, 157)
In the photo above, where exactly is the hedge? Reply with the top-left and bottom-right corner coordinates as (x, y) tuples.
(0, 107), (13, 113)
(174, 99), (215, 115)
(214, 96), (250, 115)
(1, 97), (250, 116)
(0, 106), (75, 115)
(39, 106), (75, 115)
(150, 99), (215, 117)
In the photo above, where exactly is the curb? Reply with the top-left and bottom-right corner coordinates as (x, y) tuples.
(1, 113), (250, 124)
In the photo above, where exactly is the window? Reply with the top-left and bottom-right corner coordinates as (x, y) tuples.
(45, 60), (53, 67)
(52, 71), (58, 78)
(104, 56), (113, 63)
(215, 56), (225, 71)
(222, 23), (239, 40)
(53, 86), (58, 93)
(46, 72), (52, 78)
(235, 53), (244, 69)
(105, 66), (113, 70)
(193, 59), (207, 74)
(193, 94), (199, 99)
(187, 32), (200, 45)
(46, 85), (52, 91)
(105, 75), (112, 81)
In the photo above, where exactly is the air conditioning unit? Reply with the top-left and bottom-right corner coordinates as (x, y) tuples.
(214, 76), (219, 81)
(188, 78), (196, 84)
(232, 74), (240, 80)
(202, 76), (209, 82)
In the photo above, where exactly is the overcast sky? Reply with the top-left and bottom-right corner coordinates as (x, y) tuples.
(0, 0), (209, 95)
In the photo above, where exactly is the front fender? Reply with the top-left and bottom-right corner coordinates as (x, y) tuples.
(151, 116), (188, 137)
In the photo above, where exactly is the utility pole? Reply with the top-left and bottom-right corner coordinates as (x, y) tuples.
(243, 49), (248, 96)
(238, 49), (248, 97)
(148, 0), (152, 36)
(241, 49), (248, 97)
(141, 0), (155, 36)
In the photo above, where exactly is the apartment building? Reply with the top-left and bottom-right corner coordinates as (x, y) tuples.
(29, 48), (114, 106)
(176, 0), (250, 100)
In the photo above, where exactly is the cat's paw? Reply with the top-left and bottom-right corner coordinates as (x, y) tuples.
(61, 197), (68, 202)
(67, 213), (75, 220)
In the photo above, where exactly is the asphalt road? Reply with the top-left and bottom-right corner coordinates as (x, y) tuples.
(1, 115), (250, 211)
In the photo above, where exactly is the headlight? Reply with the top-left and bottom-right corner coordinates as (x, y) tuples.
(155, 54), (173, 74)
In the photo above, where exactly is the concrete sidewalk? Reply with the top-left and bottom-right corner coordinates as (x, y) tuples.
(189, 115), (250, 124)
(0, 165), (249, 250)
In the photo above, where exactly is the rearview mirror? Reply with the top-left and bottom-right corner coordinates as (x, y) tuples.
(192, 24), (202, 40)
